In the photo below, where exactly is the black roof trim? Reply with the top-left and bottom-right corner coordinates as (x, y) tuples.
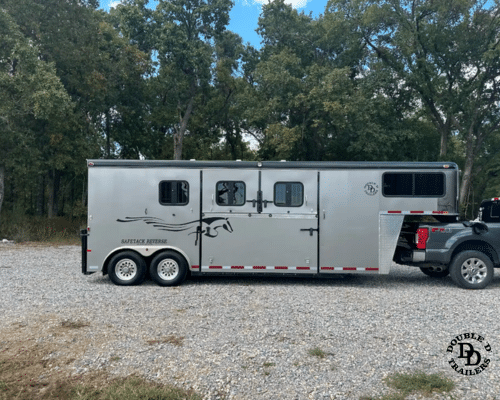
(87, 160), (458, 170)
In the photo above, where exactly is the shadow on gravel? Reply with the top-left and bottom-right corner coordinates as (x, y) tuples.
(86, 267), (500, 290)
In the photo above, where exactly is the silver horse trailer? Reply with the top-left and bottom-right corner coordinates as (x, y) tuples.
(81, 160), (459, 286)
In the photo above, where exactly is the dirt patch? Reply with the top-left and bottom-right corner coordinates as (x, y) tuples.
(0, 316), (107, 399)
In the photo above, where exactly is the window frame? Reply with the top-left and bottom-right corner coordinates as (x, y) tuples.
(158, 180), (190, 206)
(490, 203), (500, 219)
(273, 181), (304, 207)
(382, 172), (446, 198)
(215, 181), (246, 207)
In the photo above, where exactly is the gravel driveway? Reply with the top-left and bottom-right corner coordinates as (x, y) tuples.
(1, 244), (499, 399)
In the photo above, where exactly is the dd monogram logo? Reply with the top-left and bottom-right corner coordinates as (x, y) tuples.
(446, 333), (492, 375)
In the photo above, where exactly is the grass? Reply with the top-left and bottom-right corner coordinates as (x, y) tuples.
(308, 347), (327, 359)
(361, 370), (455, 400)
(0, 324), (200, 400)
(146, 335), (184, 347)
(384, 371), (455, 396)
(71, 376), (202, 400)
(0, 214), (84, 245)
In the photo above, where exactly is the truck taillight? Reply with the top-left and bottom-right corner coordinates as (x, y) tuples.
(416, 228), (429, 250)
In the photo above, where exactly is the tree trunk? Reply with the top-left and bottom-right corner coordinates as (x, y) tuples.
(36, 174), (45, 216)
(106, 110), (111, 158)
(173, 95), (195, 160)
(0, 165), (4, 220)
(459, 153), (474, 212)
(47, 170), (60, 218)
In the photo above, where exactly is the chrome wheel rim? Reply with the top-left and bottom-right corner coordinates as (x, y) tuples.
(115, 259), (138, 281)
(157, 259), (179, 281)
(460, 258), (487, 284)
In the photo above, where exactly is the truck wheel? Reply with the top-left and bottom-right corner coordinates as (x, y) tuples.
(420, 266), (449, 278)
(149, 251), (187, 287)
(449, 251), (493, 290)
(108, 251), (146, 286)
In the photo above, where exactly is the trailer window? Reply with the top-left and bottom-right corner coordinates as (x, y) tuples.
(383, 173), (445, 197)
(216, 181), (245, 206)
(274, 182), (304, 207)
(159, 181), (189, 205)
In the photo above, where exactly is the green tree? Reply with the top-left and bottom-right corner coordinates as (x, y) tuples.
(0, 9), (71, 218)
(114, 0), (234, 160)
(327, 0), (500, 204)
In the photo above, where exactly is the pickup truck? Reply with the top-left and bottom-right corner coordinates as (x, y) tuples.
(394, 198), (500, 290)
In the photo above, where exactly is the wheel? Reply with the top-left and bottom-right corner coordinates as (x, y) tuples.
(149, 251), (188, 286)
(108, 251), (146, 286)
(419, 265), (449, 278)
(449, 251), (493, 290)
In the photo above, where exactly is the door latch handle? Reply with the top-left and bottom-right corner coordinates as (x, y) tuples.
(300, 228), (319, 236)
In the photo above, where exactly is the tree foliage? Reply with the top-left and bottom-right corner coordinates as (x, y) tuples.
(1, 0), (500, 223)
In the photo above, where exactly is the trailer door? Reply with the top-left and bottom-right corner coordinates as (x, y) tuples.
(319, 170), (381, 273)
(201, 169), (318, 273)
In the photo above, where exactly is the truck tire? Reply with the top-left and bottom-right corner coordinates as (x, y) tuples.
(449, 251), (493, 290)
(149, 251), (187, 287)
(419, 266), (449, 278)
(108, 251), (146, 286)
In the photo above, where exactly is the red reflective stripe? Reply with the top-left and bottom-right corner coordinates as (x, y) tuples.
(191, 265), (199, 269)
(410, 211), (424, 214)
(432, 211), (448, 214)
(343, 267), (356, 271)
(209, 266), (222, 269)
(253, 266), (266, 269)
(87, 249), (91, 252)
(365, 268), (379, 271)
(321, 267), (335, 270)
(296, 267), (310, 270)
(274, 266), (288, 270)
(388, 211), (402, 213)
(231, 266), (244, 269)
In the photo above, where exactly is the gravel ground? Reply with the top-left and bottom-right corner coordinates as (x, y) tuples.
(1, 244), (500, 399)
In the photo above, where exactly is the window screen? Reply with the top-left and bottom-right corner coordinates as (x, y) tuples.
(274, 182), (304, 207)
(159, 181), (189, 205)
(216, 181), (245, 206)
(383, 173), (445, 197)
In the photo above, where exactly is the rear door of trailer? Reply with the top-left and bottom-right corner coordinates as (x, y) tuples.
(200, 168), (318, 273)
(319, 169), (383, 274)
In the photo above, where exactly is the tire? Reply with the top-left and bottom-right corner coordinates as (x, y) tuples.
(149, 251), (188, 287)
(419, 265), (449, 278)
(449, 251), (493, 290)
(108, 251), (146, 286)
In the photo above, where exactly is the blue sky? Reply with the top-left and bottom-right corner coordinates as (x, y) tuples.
(101, 0), (328, 48)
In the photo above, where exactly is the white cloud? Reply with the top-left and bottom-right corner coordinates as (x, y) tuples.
(109, 1), (123, 8)
(250, 0), (310, 9)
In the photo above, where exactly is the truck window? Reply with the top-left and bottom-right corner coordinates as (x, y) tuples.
(159, 181), (189, 205)
(383, 173), (445, 197)
(216, 181), (245, 206)
(491, 203), (500, 219)
(274, 182), (304, 207)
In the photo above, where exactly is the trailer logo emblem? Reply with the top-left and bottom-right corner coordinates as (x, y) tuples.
(116, 216), (233, 243)
(364, 182), (379, 196)
(446, 333), (491, 375)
